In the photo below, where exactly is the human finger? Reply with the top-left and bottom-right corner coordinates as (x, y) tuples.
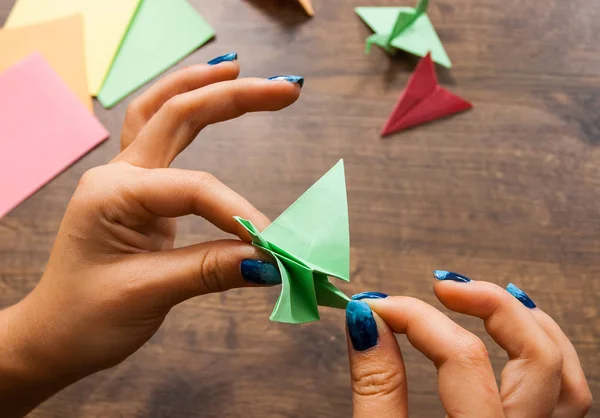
(510, 287), (592, 417)
(121, 54), (240, 150)
(116, 240), (281, 308)
(433, 272), (563, 417)
(114, 76), (303, 168)
(346, 297), (408, 418)
(367, 296), (505, 418)
(77, 164), (270, 241)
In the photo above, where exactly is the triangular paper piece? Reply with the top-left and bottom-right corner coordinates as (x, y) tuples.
(0, 15), (92, 112)
(314, 273), (351, 309)
(382, 54), (472, 135)
(297, 0), (314, 16)
(390, 14), (451, 68)
(381, 53), (437, 133)
(262, 160), (350, 281)
(5, 0), (141, 95)
(356, 7), (405, 38)
(97, 0), (215, 108)
(355, 6), (452, 68)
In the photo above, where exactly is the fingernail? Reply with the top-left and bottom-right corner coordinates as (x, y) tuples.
(506, 283), (537, 309)
(267, 75), (304, 88)
(241, 259), (282, 285)
(433, 270), (472, 283)
(352, 292), (388, 301)
(346, 301), (378, 352)
(207, 52), (238, 65)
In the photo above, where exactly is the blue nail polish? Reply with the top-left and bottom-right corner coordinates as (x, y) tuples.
(506, 283), (537, 309)
(207, 52), (238, 65)
(352, 292), (388, 301)
(346, 301), (378, 352)
(267, 75), (304, 88)
(241, 260), (281, 285)
(433, 270), (472, 283)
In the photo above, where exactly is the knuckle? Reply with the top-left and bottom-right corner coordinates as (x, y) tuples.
(195, 171), (218, 188)
(76, 165), (126, 197)
(188, 172), (220, 214)
(199, 247), (228, 294)
(162, 96), (187, 122)
(351, 363), (405, 398)
(72, 164), (140, 214)
(571, 382), (593, 415)
(230, 89), (249, 116)
(455, 333), (490, 366)
(125, 97), (143, 122)
(74, 167), (112, 208)
(537, 345), (563, 374)
(78, 166), (104, 189)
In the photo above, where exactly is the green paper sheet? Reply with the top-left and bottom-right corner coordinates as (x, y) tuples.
(356, 1), (452, 68)
(235, 160), (351, 324)
(97, 0), (215, 108)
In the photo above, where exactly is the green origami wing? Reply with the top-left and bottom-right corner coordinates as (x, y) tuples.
(391, 14), (452, 68)
(388, 0), (430, 45)
(358, 7), (413, 52)
(356, 7), (411, 37)
(314, 272), (351, 309)
(234, 160), (351, 324)
(262, 160), (350, 281)
(355, 6), (452, 68)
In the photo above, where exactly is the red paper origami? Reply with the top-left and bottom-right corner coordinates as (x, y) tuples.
(381, 53), (472, 136)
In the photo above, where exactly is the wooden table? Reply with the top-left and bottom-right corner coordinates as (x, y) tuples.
(1, 0), (599, 416)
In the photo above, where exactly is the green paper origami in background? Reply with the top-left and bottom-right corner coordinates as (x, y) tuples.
(97, 0), (215, 108)
(235, 160), (351, 324)
(356, 0), (452, 68)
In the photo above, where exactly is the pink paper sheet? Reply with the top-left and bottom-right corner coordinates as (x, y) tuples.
(0, 53), (109, 218)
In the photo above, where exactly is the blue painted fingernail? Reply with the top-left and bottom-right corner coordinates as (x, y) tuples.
(346, 300), (378, 352)
(241, 259), (281, 285)
(267, 75), (304, 88)
(352, 292), (388, 301)
(506, 283), (536, 309)
(207, 52), (238, 65)
(433, 270), (472, 283)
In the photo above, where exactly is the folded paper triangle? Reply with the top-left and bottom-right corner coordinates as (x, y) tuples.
(235, 160), (350, 324)
(97, 0), (215, 108)
(355, 0), (452, 68)
(382, 53), (472, 136)
(297, 0), (314, 16)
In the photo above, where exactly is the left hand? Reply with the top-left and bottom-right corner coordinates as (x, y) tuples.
(0, 59), (301, 417)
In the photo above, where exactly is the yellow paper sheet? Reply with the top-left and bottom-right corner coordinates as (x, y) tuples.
(5, 0), (140, 96)
(0, 15), (92, 111)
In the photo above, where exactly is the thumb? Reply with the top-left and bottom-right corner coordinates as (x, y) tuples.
(122, 240), (282, 307)
(346, 298), (408, 418)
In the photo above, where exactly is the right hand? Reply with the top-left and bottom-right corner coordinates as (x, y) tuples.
(345, 276), (592, 417)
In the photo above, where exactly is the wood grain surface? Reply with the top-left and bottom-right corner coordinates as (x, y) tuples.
(1, 0), (599, 416)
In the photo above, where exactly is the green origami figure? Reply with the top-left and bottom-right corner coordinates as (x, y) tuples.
(235, 160), (351, 324)
(356, 0), (452, 68)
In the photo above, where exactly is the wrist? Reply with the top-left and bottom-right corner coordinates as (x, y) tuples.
(0, 297), (79, 416)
